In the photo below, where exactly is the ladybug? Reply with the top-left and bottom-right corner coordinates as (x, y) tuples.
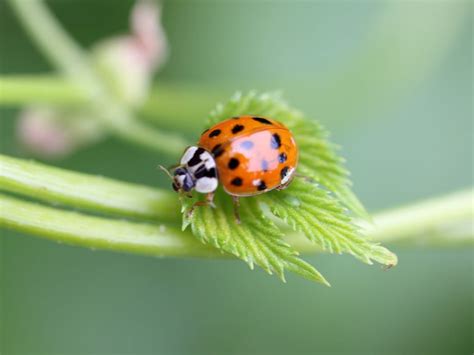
(163, 115), (298, 222)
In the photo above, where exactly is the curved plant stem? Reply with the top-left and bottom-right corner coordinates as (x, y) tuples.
(7, 0), (99, 96)
(0, 194), (217, 258)
(8, 0), (188, 156)
(0, 154), (179, 221)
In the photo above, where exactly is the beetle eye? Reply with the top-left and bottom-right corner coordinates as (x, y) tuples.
(182, 175), (195, 192)
(172, 182), (179, 192)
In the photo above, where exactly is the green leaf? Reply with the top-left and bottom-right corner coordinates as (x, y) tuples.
(181, 91), (397, 284)
(261, 179), (397, 266)
(183, 193), (329, 285)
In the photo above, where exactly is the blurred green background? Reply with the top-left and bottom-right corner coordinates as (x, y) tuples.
(1, 1), (472, 354)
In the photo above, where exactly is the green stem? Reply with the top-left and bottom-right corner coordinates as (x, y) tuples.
(7, 0), (100, 94)
(7, 0), (187, 157)
(0, 194), (217, 258)
(366, 190), (473, 245)
(0, 154), (179, 221)
(0, 76), (87, 106)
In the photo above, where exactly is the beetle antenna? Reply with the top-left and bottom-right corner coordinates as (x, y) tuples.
(158, 165), (174, 180)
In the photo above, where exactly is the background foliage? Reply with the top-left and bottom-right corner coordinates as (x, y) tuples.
(1, 0), (472, 354)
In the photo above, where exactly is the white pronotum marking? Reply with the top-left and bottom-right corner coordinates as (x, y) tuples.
(187, 150), (216, 175)
(202, 152), (216, 170)
(198, 151), (216, 170)
(195, 177), (218, 193)
(180, 146), (198, 165)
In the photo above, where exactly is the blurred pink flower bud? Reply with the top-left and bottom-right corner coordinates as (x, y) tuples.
(131, 0), (168, 71)
(17, 107), (105, 159)
(93, 0), (168, 107)
(17, 107), (76, 159)
(93, 37), (152, 107)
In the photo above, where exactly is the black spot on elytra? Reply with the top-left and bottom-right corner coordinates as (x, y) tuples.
(257, 180), (267, 191)
(280, 166), (289, 180)
(271, 133), (281, 149)
(211, 144), (224, 158)
(228, 158), (239, 170)
(188, 148), (205, 166)
(278, 152), (287, 163)
(240, 140), (254, 150)
(209, 129), (221, 138)
(231, 177), (243, 186)
(261, 159), (269, 171)
(252, 117), (272, 125)
(232, 124), (244, 134)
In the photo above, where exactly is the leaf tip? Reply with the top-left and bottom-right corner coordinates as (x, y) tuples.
(307, 271), (331, 286)
(315, 274), (331, 287)
(273, 268), (287, 283)
(384, 251), (398, 268)
(372, 245), (398, 268)
(181, 216), (191, 231)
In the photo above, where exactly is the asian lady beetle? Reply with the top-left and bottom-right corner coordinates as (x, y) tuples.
(163, 115), (298, 222)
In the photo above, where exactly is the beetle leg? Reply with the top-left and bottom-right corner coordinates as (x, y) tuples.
(206, 192), (216, 209)
(294, 173), (315, 184)
(186, 192), (215, 218)
(277, 175), (298, 191)
(232, 196), (241, 224)
(276, 182), (291, 191)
